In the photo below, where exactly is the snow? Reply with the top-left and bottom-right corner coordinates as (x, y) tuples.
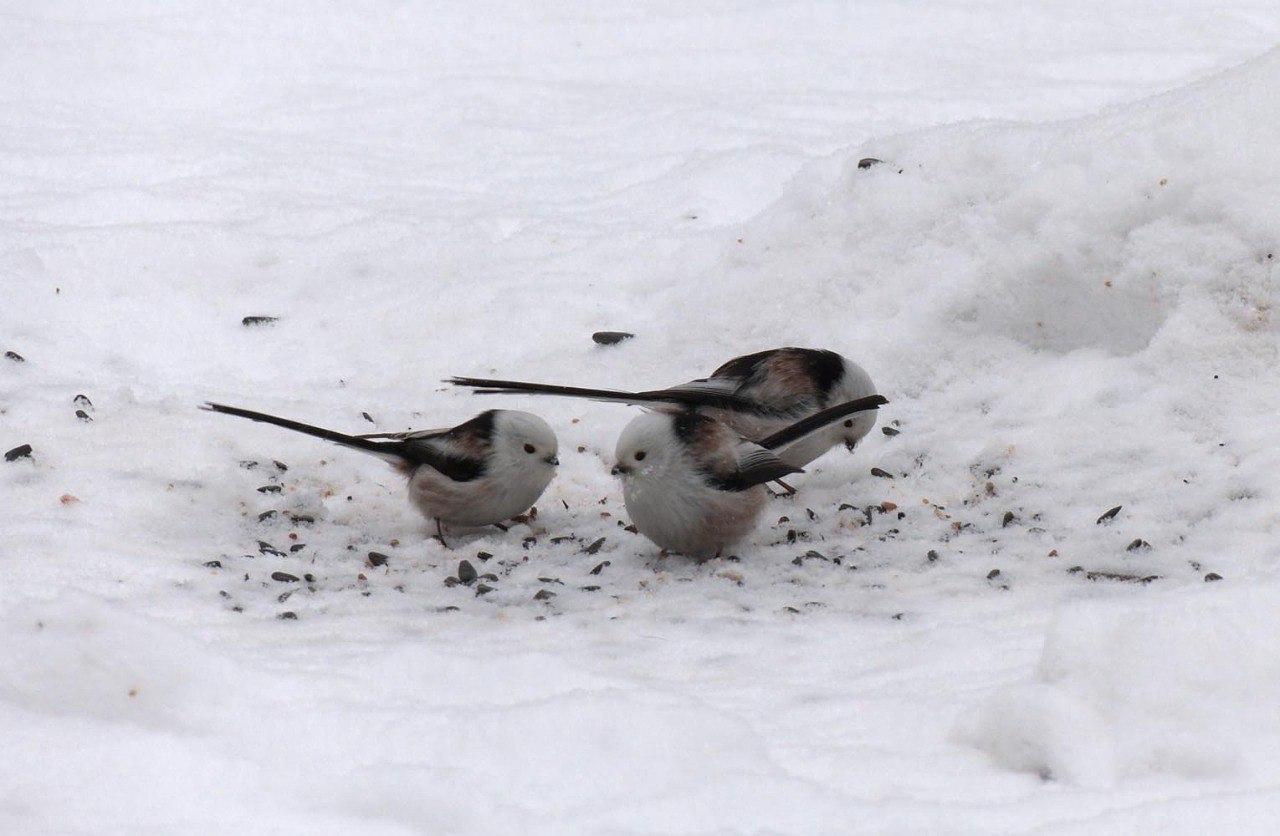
(4, 2), (1280, 832)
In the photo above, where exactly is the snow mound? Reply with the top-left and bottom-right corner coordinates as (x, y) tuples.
(0, 596), (253, 730)
(956, 587), (1280, 786)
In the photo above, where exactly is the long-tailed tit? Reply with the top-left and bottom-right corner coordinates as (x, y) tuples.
(609, 394), (887, 556)
(202, 403), (558, 541)
(449, 347), (878, 490)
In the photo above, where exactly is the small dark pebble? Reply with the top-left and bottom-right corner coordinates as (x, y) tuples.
(4, 350), (24, 362)
(881, 426), (900, 437)
(986, 569), (1001, 580)
(857, 157), (884, 169)
(257, 510), (277, 522)
(457, 560), (477, 584)
(1096, 505), (1123, 525)
(303, 573), (315, 583)
(75, 409), (92, 422)
(242, 316), (279, 327)
(476, 551), (493, 562)
(73, 394), (92, 408)
(289, 543), (306, 553)
(277, 611), (297, 620)
(870, 467), (893, 479)
(204, 560), (222, 568)
(5, 444), (33, 462)
(1126, 539), (1151, 552)
(273, 460), (288, 472)
(361, 412), (374, 423)
(1204, 572), (1223, 582)
(271, 571), (300, 583)
(258, 541), (285, 557)
(257, 485), (282, 494)
(476, 584), (494, 596)
(592, 331), (635, 346)
(580, 585), (601, 592)
(533, 589), (557, 601)
(589, 560), (610, 576)
(927, 550), (940, 563)
(582, 537), (606, 555)
(367, 552), (389, 567)
(1001, 511), (1015, 528)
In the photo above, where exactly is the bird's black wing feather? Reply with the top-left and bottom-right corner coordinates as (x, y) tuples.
(757, 395), (888, 450)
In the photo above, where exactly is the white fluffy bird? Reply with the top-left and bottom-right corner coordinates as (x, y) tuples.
(450, 347), (878, 492)
(610, 394), (887, 556)
(203, 403), (558, 540)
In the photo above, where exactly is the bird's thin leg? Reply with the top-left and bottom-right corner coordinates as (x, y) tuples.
(492, 521), (509, 532)
(435, 518), (451, 549)
(771, 479), (797, 497)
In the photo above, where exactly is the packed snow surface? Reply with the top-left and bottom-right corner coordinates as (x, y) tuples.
(3, 2), (1280, 832)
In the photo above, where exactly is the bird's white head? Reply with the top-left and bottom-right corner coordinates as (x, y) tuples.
(611, 412), (681, 479)
(491, 410), (559, 472)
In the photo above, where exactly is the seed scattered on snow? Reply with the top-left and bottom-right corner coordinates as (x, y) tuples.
(289, 543), (306, 553)
(73, 394), (92, 408)
(241, 316), (278, 327)
(1001, 511), (1015, 528)
(857, 157), (883, 169)
(1096, 505), (1122, 524)
(881, 426), (900, 436)
(271, 571), (300, 583)
(288, 514), (314, 524)
(75, 409), (92, 422)
(204, 560), (222, 568)
(1205, 572), (1223, 582)
(986, 569), (1001, 580)
(361, 412), (374, 423)
(277, 611), (297, 620)
(580, 585), (600, 592)
(476, 551), (493, 562)
(457, 560), (477, 584)
(1126, 538), (1151, 552)
(258, 541), (285, 557)
(533, 589), (557, 601)
(476, 584), (494, 595)
(591, 331), (634, 345)
(367, 552), (389, 567)
(257, 485), (281, 494)
(5, 444), (33, 462)
(589, 560), (610, 576)
(870, 467), (893, 479)
(4, 350), (24, 362)
(272, 460), (288, 472)
(257, 510), (277, 522)
(582, 537), (606, 555)
(927, 550), (940, 562)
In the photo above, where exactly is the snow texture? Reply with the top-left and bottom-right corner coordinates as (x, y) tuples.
(3, 2), (1280, 832)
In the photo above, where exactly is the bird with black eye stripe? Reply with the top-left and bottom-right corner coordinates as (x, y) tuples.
(449, 346), (879, 494)
(202, 403), (558, 545)
(610, 394), (887, 557)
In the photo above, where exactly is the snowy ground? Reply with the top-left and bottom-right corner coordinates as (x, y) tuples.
(3, 2), (1280, 832)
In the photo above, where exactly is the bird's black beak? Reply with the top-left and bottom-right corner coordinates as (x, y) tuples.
(845, 440), (858, 452)
(611, 464), (630, 476)
(544, 455), (559, 466)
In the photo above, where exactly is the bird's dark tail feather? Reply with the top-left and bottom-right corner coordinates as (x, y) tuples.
(201, 402), (409, 464)
(758, 395), (888, 450)
(447, 376), (755, 412)
(447, 376), (658, 404)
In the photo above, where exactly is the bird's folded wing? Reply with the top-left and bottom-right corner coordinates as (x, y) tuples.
(718, 442), (803, 491)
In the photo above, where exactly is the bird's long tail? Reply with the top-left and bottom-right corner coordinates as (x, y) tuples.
(758, 395), (888, 450)
(202, 402), (410, 465)
(446, 376), (754, 412)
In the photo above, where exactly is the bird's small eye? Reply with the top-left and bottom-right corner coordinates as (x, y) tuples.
(524, 443), (536, 454)
(634, 451), (647, 461)
(843, 420), (854, 428)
